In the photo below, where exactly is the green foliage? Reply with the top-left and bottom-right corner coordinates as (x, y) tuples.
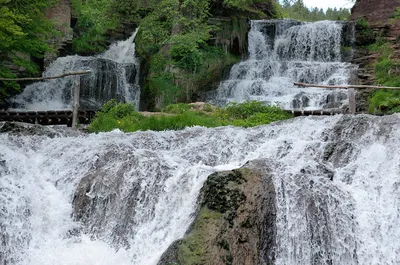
(372, 43), (400, 87)
(222, 0), (271, 17)
(88, 100), (143, 132)
(89, 100), (292, 133)
(392, 7), (400, 19)
(163, 103), (190, 114)
(148, 74), (181, 107)
(169, 28), (213, 71)
(356, 17), (369, 29)
(368, 90), (400, 114)
(71, 0), (120, 53)
(135, 0), (180, 57)
(279, 0), (351, 21)
(0, 66), (20, 101)
(0, 0), (56, 103)
(136, 0), (277, 109)
(367, 42), (400, 114)
(215, 101), (292, 127)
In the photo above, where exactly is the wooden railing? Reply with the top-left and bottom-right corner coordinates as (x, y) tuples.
(1, 70), (91, 128)
(0, 110), (96, 125)
(294, 82), (400, 115)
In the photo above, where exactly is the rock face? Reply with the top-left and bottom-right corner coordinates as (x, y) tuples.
(45, 0), (73, 66)
(350, 0), (399, 27)
(350, 0), (400, 84)
(348, 0), (400, 111)
(157, 160), (277, 265)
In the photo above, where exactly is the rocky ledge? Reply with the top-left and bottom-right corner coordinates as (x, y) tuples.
(157, 160), (277, 265)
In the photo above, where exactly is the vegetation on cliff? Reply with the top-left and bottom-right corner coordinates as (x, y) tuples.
(356, 17), (400, 114)
(0, 0), (56, 104)
(135, 0), (278, 110)
(66, 0), (280, 110)
(88, 100), (291, 133)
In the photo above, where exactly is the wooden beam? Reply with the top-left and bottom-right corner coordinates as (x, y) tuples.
(71, 76), (81, 129)
(0, 70), (91, 81)
(348, 88), (356, 114)
(294, 82), (400, 90)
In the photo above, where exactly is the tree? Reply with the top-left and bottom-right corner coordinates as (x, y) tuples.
(0, 0), (56, 104)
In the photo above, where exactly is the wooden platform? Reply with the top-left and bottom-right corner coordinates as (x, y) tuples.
(0, 110), (96, 126)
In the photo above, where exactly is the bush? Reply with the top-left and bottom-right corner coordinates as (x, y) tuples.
(88, 100), (143, 132)
(163, 103), (190, 114)
(368, 90), (400, 114)
(89, 100), (292, 133)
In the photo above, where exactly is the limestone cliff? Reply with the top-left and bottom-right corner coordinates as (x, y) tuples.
(157, 160), (277, 265)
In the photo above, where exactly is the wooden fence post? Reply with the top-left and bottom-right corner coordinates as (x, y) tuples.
(71, 76), (80, 129)
(348, 87), (356, 115)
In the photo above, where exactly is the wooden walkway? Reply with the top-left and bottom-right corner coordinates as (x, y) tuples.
(285, 109), (345, 117)
(0, 110), (96, 126)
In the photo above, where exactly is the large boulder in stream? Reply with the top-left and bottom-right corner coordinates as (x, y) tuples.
(157, 160), (277, 265)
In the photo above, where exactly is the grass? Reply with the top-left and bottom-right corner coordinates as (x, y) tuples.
(88, 100), (292, 133)
(367, 43), (400, 114)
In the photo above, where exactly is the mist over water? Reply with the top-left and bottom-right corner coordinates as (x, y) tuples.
(210, 19), (357, 110)
(11, 30), (140, 111)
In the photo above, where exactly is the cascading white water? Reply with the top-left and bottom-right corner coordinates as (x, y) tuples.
(211, 20), (357, 110)
(11, 29), (140, 111)
(2, 114), (400, 264)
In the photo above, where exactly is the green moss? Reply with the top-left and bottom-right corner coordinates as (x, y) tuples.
(177, 208), (222, 265)
(212, 17), (249, 55)
(202, 170), (247, 227)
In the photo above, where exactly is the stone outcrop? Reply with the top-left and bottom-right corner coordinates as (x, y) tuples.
(348, 0), (400, 111)
(157, 160), (277, 265)
(45, 0), (73, 66)
(350, 0), (400, 27)
(0, 122), (84, 137)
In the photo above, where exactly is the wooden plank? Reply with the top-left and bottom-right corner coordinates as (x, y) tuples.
(0, 70), (91, 82)
(71, 76), (81, 129)
(294, 82), (400, 90)
(348, 88), (356, 114)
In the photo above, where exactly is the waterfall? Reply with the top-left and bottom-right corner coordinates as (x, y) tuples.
(2, 114), (400, 264)
(11, 29), (140, 111)
(210, 20), (357, 110)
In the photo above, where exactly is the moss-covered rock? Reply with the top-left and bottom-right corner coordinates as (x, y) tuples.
(157, 159), (277, 265)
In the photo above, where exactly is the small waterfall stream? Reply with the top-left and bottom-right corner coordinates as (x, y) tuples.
(11, 30), (140, 111)
(2, 114), (400, 264)
(210, 20), (357, 110)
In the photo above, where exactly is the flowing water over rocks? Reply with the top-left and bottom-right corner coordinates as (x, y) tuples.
(11, 30), (140, 111)
(209, 19), (357, 110)
(2, 114), (400, 264)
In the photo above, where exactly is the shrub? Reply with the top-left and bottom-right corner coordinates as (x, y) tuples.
(163, 103), (190, 114)
(368, 90), (400, 114)
(89, 100), (292, 133)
